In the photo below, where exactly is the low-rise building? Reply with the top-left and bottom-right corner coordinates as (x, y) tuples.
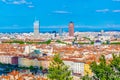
(0, 55), (18, 65)
(72, 61), (84, 76)
(84, 64), (92, 76)
(63, 59), (84, 76)
(18, 57), (50, 68)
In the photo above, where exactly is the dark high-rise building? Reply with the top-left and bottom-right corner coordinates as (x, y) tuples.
(52, 31), (57, 37)
(69, 21), (74, 36)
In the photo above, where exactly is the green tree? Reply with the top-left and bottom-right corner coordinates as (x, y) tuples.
(90, 41), (94, 44)
(56, 40), (67, 44)
(90, 55), (120, 80)
(40, 66), (43, 70)
(110, 54), (120, 79)
(29, 66), (34, 71)
(82, 74), (92, 80)
(47, 54), (73, 80)
(46, 39), (51, 45)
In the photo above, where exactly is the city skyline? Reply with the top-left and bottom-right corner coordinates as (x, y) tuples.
(0, 0), (120, 32)
(0, 1), (120, 79)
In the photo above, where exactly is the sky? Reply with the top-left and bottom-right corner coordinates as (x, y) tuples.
(0, 0), (120, 32)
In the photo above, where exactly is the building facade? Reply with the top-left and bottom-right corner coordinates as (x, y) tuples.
(72, 62), (84, 76)
(84, 64), (92, 76)
(34, 20), (40, 38)
(0, 55), (18, 65)
(18, 57), (50, 68)
(69, 21), (74, 37)
(63, 59), (85, 76)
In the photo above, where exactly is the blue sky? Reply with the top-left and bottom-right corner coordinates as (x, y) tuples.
(0, 0), (120, 32)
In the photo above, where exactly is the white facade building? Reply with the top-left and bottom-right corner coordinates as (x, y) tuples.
(72, 62), (84, 76)
(34, 20), (40, 38)
(0, 55), (12, 64)
(23, 45), (36, 55)
(0, 55), (18, 64)
(64, 60), (85, 76)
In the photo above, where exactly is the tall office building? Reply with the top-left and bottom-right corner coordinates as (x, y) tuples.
(69, 21), (74, 36)
(101, 30), (104, 35)
(34, 20), (39, 38)
(59, 27), (63, 36)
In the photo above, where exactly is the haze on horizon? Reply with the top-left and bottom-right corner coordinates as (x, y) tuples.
(0, 0), (120, 32)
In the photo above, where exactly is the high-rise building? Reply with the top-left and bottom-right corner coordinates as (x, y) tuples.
(69, 21), (74, 36)
(34, 20), (39, 38)
(101, 30), (104, 35)
(59, 27), (63, 36)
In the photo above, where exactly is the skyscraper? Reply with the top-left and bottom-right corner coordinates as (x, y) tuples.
(34, 20), (39, 38)
(59, 27), (63, 36)
(69, 21), (74, 36)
